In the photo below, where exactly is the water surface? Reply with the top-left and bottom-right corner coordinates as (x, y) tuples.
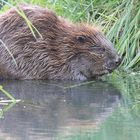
(0, 76), (140, 140)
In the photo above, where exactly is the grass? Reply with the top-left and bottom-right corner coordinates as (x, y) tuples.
(0, 0), (140, 71)
(0, 85), (20, 118)
(0, 85), (16, 101)
(0, 102), (17, 118)
(104, 71), (140, 116)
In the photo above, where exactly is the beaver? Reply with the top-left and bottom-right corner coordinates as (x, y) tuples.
(0, 5), (121, 80)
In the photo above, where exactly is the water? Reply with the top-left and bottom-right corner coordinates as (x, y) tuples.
(0, 75), (140, 140)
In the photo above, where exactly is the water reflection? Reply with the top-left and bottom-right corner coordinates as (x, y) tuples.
(0, 80), (121, 140)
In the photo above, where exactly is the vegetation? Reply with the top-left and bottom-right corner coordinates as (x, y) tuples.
(0, 1), (140, 139)
(0, 0), (140, 71)
(0, 85), (20, 118)
(106, 72), (140, 114)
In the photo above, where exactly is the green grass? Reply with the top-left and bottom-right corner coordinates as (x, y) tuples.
(0, 85), (20, 118)
(0, 85), (16, 101)
(0, 0), (140, 71)
(104, 71), (140, 116)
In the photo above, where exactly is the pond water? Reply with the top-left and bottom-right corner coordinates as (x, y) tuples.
(0, 74), (140, 140)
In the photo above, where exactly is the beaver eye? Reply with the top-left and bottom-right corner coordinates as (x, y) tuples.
(77, 36), (86, 43)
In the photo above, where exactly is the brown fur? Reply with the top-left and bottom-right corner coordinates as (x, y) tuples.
(0, 5), (121, 80)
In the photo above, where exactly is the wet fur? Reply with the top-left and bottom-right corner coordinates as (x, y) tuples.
(0, 5), (120, 80)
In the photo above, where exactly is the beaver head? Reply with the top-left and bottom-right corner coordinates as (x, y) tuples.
(59, 24), (121, 80)
(0, 5), (121, 80)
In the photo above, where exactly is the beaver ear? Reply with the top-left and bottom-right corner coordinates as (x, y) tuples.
(77, 36), (86, 43)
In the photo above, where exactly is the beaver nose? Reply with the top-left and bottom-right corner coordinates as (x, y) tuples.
(104, 55), (122, 73)
(115, 56), (122, 66)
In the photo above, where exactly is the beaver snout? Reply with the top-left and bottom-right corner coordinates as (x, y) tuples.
(104, 55), (122, 73)
(115, 56), (122, 66)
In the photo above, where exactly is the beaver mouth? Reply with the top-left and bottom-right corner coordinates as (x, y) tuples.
(80, 69), (109, 80)
(94, 69), (110, 77)
(103, 65), (116, 73)
(104, 67), (114, 73)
